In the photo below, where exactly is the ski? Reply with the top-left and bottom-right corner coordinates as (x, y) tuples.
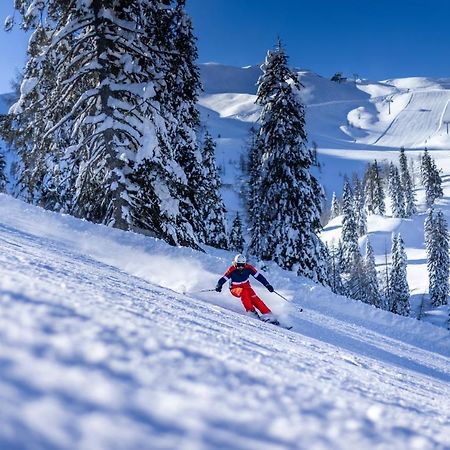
(276, 323), (293, 330)
(257, 315), (293, 330)
(265, 320), (293, 330)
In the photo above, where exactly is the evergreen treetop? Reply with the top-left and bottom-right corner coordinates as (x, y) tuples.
(249, 41), (327, 284)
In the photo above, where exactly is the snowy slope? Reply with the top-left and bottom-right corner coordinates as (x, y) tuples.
(1, 194), (450, 449)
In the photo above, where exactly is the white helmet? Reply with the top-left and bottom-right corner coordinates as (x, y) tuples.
(233, 254), (246, 267)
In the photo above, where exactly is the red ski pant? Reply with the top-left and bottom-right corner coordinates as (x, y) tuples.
(230, 284), (271, 314)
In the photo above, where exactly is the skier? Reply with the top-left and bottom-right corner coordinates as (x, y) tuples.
(215, 254), (279, 325)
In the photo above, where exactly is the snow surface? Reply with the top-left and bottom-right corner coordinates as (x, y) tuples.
(1, 194), (450, 450)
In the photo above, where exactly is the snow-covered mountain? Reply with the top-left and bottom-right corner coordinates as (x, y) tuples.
(198, 64), (450, 206)
(1, 193), (449, 449)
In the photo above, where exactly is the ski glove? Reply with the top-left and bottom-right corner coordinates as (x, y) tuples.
(266, 284), (274, 293)
(215, 284), (222, 292)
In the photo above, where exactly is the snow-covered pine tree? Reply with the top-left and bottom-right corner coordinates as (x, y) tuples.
(341, 179), (359, 270)
(421, 148), (432, 187)
(5, 1), (146, 225)
(162, 0), (207, 243)
(327, 241), (346, 295)
(389, 233), (410, 316)
(399, 147), (416, 217)
(330, 191), (341, 219)
(372, 160), (386, 215)
(380, 241), (391, 311)
(388, 163), (405, 218)
(3, 1), (206, 250)
(342, 246), (366, 303)
(386, 232), (399, 313)
(352, 174), (367, 236)
(357, 201), (368, 237)
(421, 149), (443, 207)
(364, 160), (385, 215)
(249, 41), (328, 284)
(430, 158), (443, 203)
(425, 208), (449, 307)
(246, 126), (264, 258)
(200, 132), (228, 249)
(0, 23), (59, 205)
(340, 179), (365, 303)
(229, 212), (245, 253)
(363, 237), (382, 308)
(130, 1), (205, 248)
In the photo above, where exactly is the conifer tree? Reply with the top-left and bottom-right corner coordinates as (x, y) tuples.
(357, 202), (368, 237)
(229, 212), (245, 253)
(388, 163), (405, 218)
(328, 241), (346, 295)
(352, 174), (367, 236)
(399, 147), (416, 217)
(247, 126), (264, 258)
(200, 132), (228, 249)
(249, 41), (327, 284)
(363, 237), (382, 308)
(164, 0), (207, 242)
(421, 148), (432, 187)
(430, 159), (443, 202)
(421, 149), (443, 207)
(425, 209), (449, 307)
(1, 23), (58, 205)
(340, 178), (371, 303)
(340, 175), (365, 300)
(389, 233), (410, 316)
(2, 0), (209, 250)
(372, 160), (386, 215)
(330, 191), (341, 219)
(344, 250), (366, 303)
(364, 160), (385, 215)
(341, 179), (359, 270)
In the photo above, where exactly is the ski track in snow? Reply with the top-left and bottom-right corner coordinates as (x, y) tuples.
(0, 196), (450, 450)
(373, 90), (450, 147)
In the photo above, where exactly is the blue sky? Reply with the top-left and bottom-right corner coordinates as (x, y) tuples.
(186, 0), (450, 79)
(1, 0), (450, 93)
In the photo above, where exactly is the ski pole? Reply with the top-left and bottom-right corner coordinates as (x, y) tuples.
(185, 288), (217, 294)
(274, 290), (303, 312)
